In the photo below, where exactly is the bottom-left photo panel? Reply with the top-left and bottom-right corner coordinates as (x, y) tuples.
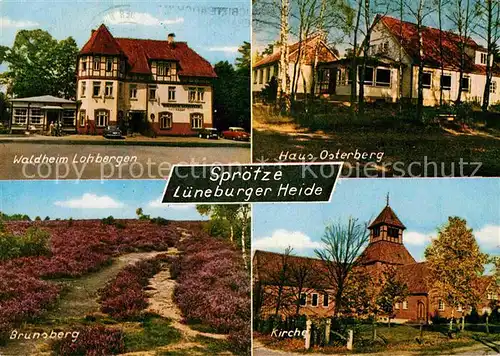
(0, 180), (251, 356)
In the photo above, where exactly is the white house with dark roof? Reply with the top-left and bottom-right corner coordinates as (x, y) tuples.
(9, 95), (77, 133)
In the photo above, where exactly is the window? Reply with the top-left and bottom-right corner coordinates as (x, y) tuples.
(168, 86), (176, 101)
(402, 300), (408, 310)
(81, 58), (87, 72)
(62, 110), (75, 126)
(93, 57), (100, 71)
(129, 84), (137, 99)
(188, 87), (197, 102)
(81, 81), (87, 97)
(105, 82), (113, 97)
(373, 227), (380, 237)
(79, 110), (86, 127)
(160, 112), (173, 129)
(395, 302), (400, 310)
(95, 110), (108, 127)
(311, 294), (318, 307)
(323, 293), (329, 307)
(490, 81), (497, 94)
(149, 86), (157, 100)
(30, 107), (43, 125)
(422, 72), (432, 89)
(375, 68), (391, 87)
(358, 66), (374, 85)
(157, 62), (169, 76)
(93, 81), (101, 97)
(197, 88), (205, 102)
(441, 74), (452, 90)
(13, 108), (27, 124)
(438, 299), (445, 311)
(191, 113), (203, 129)
(480, 52), (488, 65)
(258, 69), (263, 84)
(300, 293), (307, 306)
(461, 76), (470, 92)
(106, 58), (112, 72)
(388, 227), (399, 238)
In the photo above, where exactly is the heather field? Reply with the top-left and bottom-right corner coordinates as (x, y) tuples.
(0, 218), (250, 355)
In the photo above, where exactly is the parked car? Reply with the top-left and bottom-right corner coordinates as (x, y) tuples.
(103, 125), (123, 139)
(198, 127), (219, 139)
(221, 127), (250, 141)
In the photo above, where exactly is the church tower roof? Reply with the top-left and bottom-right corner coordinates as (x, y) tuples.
(368, 205), (406, 230)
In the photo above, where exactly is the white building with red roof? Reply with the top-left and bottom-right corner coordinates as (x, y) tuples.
(316, 16), (500, 107)
(77, 24), (216, 136)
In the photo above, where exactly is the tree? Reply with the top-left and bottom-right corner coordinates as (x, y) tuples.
(474, 0), (500, 111)
(447, 0), (477, 104)
(315, 217), (370, 317)
(433, 0), (452, 106)
(288, 256), (319, 315)
(213, 41), (250, 131)
(377, 266), (409, 327)
(425, 217), (488, 332)
(0, 30), (78, 99)
(405, 0), (433, 121)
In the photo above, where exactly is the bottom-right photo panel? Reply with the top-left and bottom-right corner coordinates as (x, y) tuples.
(252, 178), (500, 355)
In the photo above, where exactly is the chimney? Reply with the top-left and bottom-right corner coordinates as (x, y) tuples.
(168, 33), (175, 44)
(91, 29), (96, 36)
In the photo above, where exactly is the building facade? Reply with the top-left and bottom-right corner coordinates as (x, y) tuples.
(77, 25), (216, 136)
(316, 16), (500, 106)
(9, 95), (77, 133)
(252, 35), (339, 97)
(254, 202), (499, 324)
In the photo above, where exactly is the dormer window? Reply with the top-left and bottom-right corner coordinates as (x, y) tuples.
(480, 52), (488, 65)
(158, 62), (168, 76)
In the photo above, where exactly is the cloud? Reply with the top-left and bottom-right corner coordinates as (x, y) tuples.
(475, 225), (500, 249)
(54, 193), (124, 209)
(207, 46), (240, 53)
(148, 199), (193, 210)
(404, 231), (434, 246)
(253, 229), (322, 252)
(103, 11), (183, 26)
(0, 17), (39, 28)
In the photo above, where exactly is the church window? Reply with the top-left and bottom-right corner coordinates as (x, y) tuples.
(373, 227), (380, 237)
(438, 299), (445, 311)
(402, 300), (408, 310)
(388, 227), (399, 238)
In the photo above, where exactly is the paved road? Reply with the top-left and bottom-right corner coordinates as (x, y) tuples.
(0, 143), (250, 179)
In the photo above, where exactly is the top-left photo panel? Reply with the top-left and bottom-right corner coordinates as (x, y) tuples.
(0, 0), (251, 180)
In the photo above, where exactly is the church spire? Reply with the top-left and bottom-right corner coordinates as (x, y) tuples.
(386, 192), (390, 206)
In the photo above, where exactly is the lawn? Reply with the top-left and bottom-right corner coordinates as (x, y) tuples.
(255, 323), (500, 355)
(253, 104), (500, 178)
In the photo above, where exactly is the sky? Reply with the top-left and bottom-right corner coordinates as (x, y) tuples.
(0, 179), (204, 220)
(0, 0), (250, 67)
(253, 178), (500, 262)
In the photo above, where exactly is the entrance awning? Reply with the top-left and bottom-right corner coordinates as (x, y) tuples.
(41, 106), (64, 110)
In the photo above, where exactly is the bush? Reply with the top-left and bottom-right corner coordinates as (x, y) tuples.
(150, 217), (169, 226)
(0, 227), (50, 260)
(53, 325), (125, 355)
(101, 216), (116, 225)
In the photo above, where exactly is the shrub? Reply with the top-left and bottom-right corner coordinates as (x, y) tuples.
(53, 325), (125, 356)
(0, 227), (50, 260)
(150, 217), (169, 226)
(101, 216), (116, 225)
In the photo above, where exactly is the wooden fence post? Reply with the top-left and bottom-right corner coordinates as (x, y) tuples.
(305, 319), (312, 350)
(325, 318), (331, 344)
(347, 329), (353, 350)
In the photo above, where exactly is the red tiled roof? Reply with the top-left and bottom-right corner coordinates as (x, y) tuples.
(368, 205), (406, 229)
(397, 262), (429, 294)
(253, 35), (338, 68)
(358, 240), (416, 266)
(80, 24), (216, 77)
(379, 15), (500, 75)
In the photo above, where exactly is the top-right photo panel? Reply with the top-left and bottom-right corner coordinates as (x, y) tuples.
(252, 0), (500, 178)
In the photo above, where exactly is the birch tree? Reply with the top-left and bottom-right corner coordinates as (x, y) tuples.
(474, 0), (500, 112)
(424, 217), (488, 332)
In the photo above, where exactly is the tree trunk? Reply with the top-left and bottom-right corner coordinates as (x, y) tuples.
(449, 309), (455, 332)
(486, 314), (490, 334)
(241, 224), (247, 269)
(482, 0), (494, 112)
(350, 0), (362, 117)
(358, 0), (371, 119)
(461, 315), (465, 331)
(438, 0), (444, 106)
(230, 224), (234, 244)
(398, 0), (404, 112)
(372, 319), (377, 341)
(278, 0), (291, 113)
(416, 4), (425, 122)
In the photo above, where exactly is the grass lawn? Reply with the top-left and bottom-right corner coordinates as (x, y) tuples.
(123, 315), (181, 352)
(253, 105), (500, 177)
(254, 324), (500, 355)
